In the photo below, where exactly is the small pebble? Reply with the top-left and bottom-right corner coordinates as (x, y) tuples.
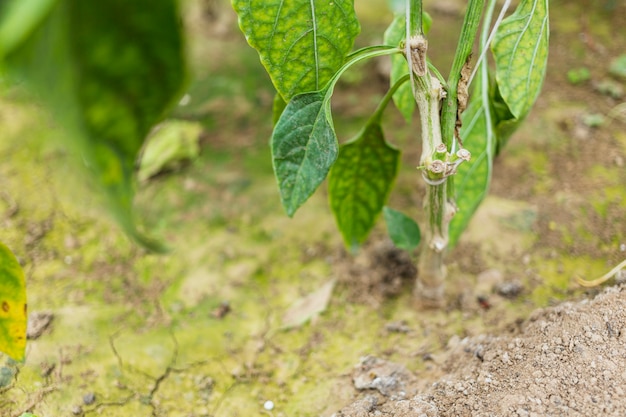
(83, 392), (96, 405)
(497, 281), (524, 298)
(264, 400), (274, 411)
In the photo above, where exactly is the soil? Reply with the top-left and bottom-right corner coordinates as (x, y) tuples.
(337, 285), (626, 416)
(1, 0), (625, 416)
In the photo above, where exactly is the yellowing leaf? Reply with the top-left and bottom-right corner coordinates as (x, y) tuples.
(232, 0), (360, 100)
(0, 242), (27, 362)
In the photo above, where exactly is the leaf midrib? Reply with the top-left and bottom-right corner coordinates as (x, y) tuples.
(309, 0), (319, 90)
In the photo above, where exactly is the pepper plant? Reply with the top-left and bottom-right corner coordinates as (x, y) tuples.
(232, 0), (549, 306)
(0, 0), (548, 360)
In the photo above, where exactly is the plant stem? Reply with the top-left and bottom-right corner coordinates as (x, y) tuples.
(413, 0), (484, 307)
(416, 181), (451, 304)
(442, 0), (484, 199)
(440, 0), (485, 150)
(409, 0), (422, 35)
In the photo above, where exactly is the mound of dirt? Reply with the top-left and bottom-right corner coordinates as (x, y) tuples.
(337, 284), (626, 416)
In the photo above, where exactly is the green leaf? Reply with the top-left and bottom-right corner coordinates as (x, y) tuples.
(138, 121), (202, 182)
(491, 82), (520, 151)
(383, 207), (421, 251)
(271, 47), (398, 218)
(272, 93), (287, 126)
(609, 54), (626, 79)
(449, 80), (497, 247)
(0, 242), (27, 362)
(450, 0), (549, 247)
(3, 0), (186, 251)
(232, 0), (360, 100)
(491, 0), (549, 120)
(0, 0), (57, 58)
(566, 67), (591, 85)
(329, 120), (400, 250)
(383, 13), (432, 123)
(272, 91), (337, 216)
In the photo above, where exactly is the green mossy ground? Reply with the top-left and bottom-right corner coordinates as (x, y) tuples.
(2, 1), (624, 416)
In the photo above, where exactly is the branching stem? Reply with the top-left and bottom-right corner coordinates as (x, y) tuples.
(409, 0), (485, 306)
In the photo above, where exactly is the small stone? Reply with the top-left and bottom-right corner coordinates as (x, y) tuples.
(496, 281), (524, 298)
(211, 301), (231, 319)
(385, 321), (411, 333)
(83, 392), (96, 405)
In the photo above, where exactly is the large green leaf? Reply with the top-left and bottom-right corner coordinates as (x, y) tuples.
(491, 0), (549, 119)
(383, 206), (421, 251)
(329, 120), (400, 250)
(232, 0), (360, 100)
(383, 13), (432, 123)
(0, 242), (27, 362)
(272, 91), (337, 216)
(3, 0), (186, 251)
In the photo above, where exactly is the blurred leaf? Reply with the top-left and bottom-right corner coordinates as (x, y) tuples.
(271, 90), (337, 217)
(383, 207), (421, 251)
(0, 242), (27, 362)
(0, 365), (16, 388)
(3, 0), (186, 251)
(383, 12), (432, 123)
(566, 67), (591, 85)
(595, 79), (624, 100)
(138, 121), (202, 182)
(609, 54), (626, 79)
(491, 0), (549, 120)
(232, 0), (360, 100)
(329, 120), (400, 250)
(0, 0), (57, 57)
(386, 0), (404, 14)
(582, 113), (605, 128)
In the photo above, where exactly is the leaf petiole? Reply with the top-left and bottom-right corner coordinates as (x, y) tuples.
(330, 45), (399, 91)
(371, 73), (411, 122)
(320, 45), (400, 112)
